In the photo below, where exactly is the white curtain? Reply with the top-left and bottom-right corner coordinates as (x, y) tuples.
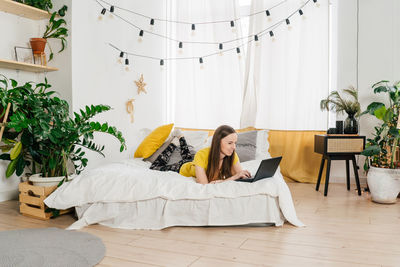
(167, 0), (329, 130)
(166, 0), (244, 129)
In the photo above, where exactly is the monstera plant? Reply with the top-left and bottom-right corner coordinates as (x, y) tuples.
(0, 76), (126, 182)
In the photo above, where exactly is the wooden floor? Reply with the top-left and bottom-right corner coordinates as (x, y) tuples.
(0, 183), (399, 267)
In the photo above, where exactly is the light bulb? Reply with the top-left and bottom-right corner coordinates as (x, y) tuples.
(288, 25), (292, 31)
(125, 66), (130, 71)
(117, 58), (122, 64)
(138, 37), (143, 43)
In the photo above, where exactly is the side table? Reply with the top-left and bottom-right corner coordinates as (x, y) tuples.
(314, 134), (366, 196)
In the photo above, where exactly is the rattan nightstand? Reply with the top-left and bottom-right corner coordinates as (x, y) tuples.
(314, 134), (366, 196)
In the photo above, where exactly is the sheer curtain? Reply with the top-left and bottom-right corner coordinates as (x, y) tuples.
(166, 0), (245, 129)
(240, 0), (329, 130)
(167, 0), (329, 130)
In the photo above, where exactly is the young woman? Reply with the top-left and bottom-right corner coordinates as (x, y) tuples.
(179, 125), (251, 184)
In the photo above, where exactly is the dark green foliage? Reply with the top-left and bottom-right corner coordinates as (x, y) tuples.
(0, 76), (126, 178)
(361, 80), (400, 170)
(13, 0), (53, 11)
(42, 5), (68, 61)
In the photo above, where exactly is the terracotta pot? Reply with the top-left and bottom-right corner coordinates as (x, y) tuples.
(30, 38), (47, 54)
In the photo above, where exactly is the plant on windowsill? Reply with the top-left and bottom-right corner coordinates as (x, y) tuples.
(30, 5), (68, 61)
(360, 80), (400, 204)
(320, 86), (361, 134)
(0, 75), (126, 186)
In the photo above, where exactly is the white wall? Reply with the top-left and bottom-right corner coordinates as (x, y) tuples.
(71, 0), (167, 170)
(328, 0), (400, 183)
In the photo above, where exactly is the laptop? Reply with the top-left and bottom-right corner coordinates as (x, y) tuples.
(236, 156), (282, 183)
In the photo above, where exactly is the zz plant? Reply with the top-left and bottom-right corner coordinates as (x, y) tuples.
(0, 76), (126, 179)
(360, 80), (400, 170)
(43, 5), (68, 61)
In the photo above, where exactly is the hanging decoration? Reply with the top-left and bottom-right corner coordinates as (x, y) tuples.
(135, 74), (147, 94)
(126, 98), (135, 123)
(94, 0), (321, 67)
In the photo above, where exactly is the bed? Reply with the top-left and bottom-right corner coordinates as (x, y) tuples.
(44, 128), (304, 230)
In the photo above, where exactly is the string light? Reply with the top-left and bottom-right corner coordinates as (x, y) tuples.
(149, 18), (155, 31)
(265, 10), (272, 22)
(254, 35), (259, 46)
(118, 51), (124, 63)
(230, 20), (236, 33)
(98, 7), (106, 20)
(125, 58), (130, 71)
(219, 43), (223, 56)
(286, 18), (292, 30)
(110, 6), (114, 12)
(199, 57), (204, 69)
(313, 0), (320, 8)
(269, 30), (276, 42)
(236, 47), (241, 59)
(138, 30), (144, 42)
(191, 24), (196, 36)
(178, 42), (183, 54)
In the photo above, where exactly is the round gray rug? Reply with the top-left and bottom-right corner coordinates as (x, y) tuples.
(0, 227), (105, 267)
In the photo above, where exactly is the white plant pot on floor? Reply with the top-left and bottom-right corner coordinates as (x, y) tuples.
(367, 167), (400, 204)
(29, 174), (76, 187)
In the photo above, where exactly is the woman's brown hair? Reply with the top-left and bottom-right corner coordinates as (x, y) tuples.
(206, 125), (236, 182)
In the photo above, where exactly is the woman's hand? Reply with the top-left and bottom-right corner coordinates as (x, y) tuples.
(234, 169), (251, 180)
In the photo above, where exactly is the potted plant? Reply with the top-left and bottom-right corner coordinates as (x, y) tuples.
(320, 86), (361, 134)
(13, 0), (53, 11)
(360, 80), (400, 203)
(0, 75), (126, 186)
(30, 5), (68, 61)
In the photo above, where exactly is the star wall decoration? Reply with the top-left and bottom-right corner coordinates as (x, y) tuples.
(135, 74), (147, 94)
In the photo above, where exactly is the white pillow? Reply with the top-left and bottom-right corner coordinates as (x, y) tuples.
(256, 130), (270, 159)
(200, 129), (270, 159)
(181, 130), (209, 152)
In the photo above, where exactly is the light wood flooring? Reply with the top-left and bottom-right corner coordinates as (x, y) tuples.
(0, 183), (399, 267)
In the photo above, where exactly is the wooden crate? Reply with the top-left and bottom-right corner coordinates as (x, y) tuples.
(18, 181), (72, 220)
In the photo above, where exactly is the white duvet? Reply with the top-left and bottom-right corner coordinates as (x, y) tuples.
(44, 158), (304, 229)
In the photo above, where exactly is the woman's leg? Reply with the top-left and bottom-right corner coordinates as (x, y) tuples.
(150, 143), (176, 170)
(178, 136), (194, 161)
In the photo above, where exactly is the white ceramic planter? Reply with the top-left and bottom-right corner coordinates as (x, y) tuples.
(367, 167), (400, 204)
(29, 174), (76, 187)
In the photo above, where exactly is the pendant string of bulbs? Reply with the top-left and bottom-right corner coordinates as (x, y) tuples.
(95, 0), (321, 69)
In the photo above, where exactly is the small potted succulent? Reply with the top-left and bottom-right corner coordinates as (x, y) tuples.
(30, 5), (68, 61)
(0, 75), (126, 186)
(360, 80), (400, 203)
(320, 86), (361, 134)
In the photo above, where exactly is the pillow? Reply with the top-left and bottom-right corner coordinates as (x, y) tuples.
(134, 124), (174, 158)
(144, 130), (208, 163)
(235, 131), (257, 162)
(200, 129), (270, 161)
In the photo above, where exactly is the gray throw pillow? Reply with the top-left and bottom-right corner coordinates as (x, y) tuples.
(143, 137), (173, 163)
(236, 131), (257, 162)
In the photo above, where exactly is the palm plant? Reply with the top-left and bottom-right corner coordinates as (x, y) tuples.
(320, 86), (361, 117)
(0, 76), (126, 179)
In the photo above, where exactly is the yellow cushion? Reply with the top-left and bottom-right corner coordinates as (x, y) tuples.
(134, 123), (174, 158)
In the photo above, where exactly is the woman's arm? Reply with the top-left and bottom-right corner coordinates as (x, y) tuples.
(223, 162), (251, 181)
(195, 165), (210, 184)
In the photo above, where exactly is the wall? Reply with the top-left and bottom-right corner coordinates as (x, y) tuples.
(329, 0), (400, 184)
(70, 0), (167, 169)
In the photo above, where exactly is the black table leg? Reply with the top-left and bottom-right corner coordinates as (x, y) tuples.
(352, 155), (361, 195)
(316, 157), (325, 191)
(324, 158), (331, 196)
(346, 159), (350, 191)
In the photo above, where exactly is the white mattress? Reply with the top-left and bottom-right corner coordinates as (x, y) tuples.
(45, 158), (304, 230)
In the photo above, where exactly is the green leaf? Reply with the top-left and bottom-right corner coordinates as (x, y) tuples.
(6, 158), (18, 178)
(10, 142), (22, 160)
(388, 127), (400, 138)
(0, 154), (11, 161)
(16, 156), (26, 176)
(361, 102), (385, 116)
(101, 123), (108, 132)
(373, 86), (389, 94)
(361, 145), (381, 157)
(374, 105), (387, 120)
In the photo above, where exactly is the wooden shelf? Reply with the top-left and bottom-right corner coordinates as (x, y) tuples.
(0, 59), (58, 73)
(0, 0), (51, 20)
